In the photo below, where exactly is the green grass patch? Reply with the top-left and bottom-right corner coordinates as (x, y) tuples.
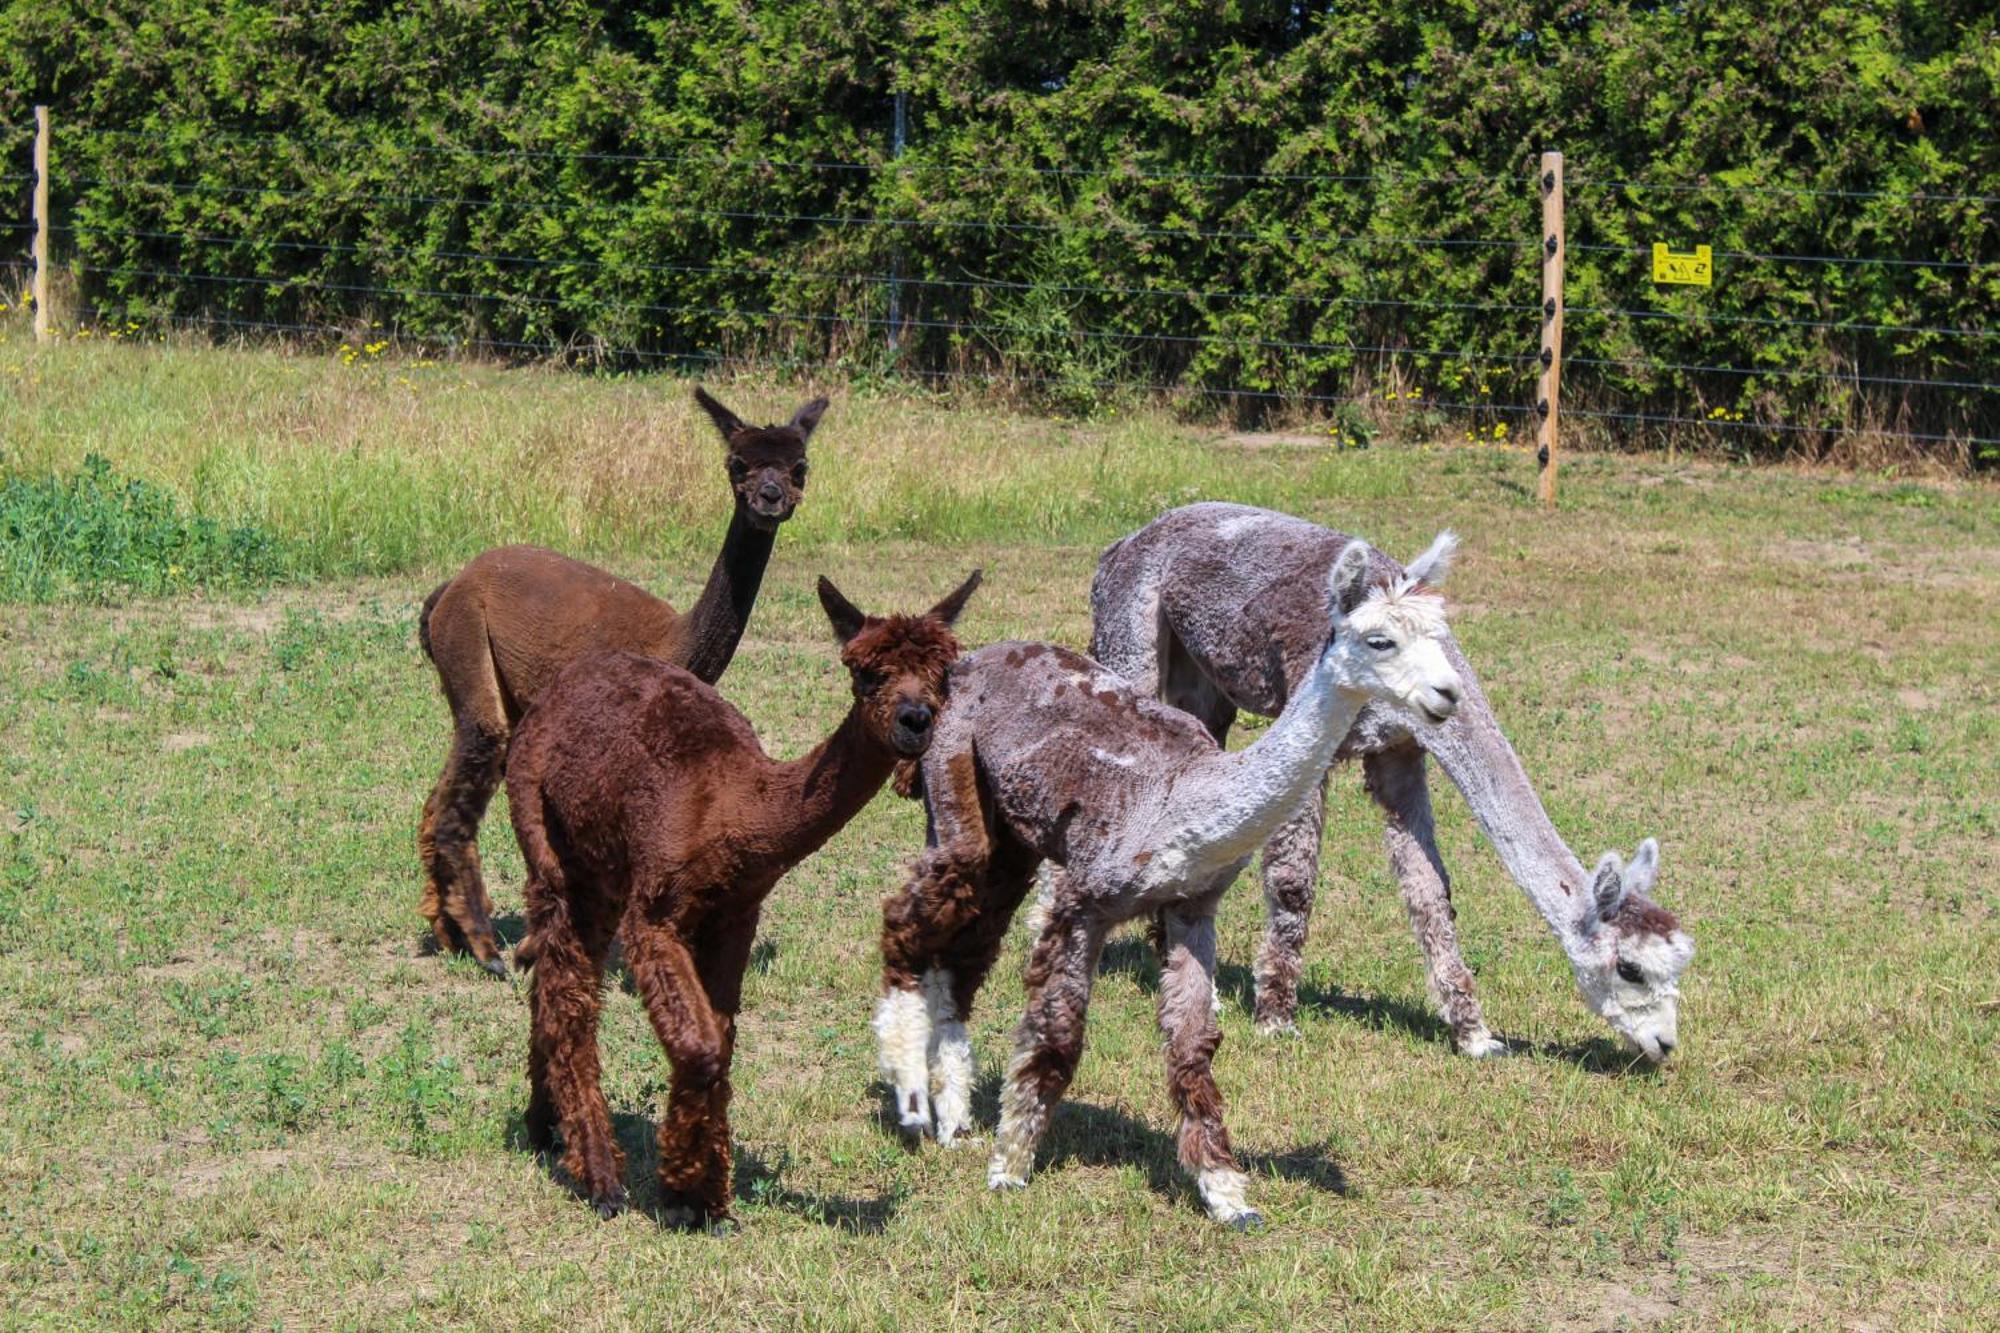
(0, 341), (1995, 1328)
(0, 454), (293, 602)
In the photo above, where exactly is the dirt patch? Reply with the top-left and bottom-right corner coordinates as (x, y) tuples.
(1218, 430), (1334, 452)
(160, 730), (214, 752)
(180, 602), (289, 634)
(1547, 1278), (1682, 1330)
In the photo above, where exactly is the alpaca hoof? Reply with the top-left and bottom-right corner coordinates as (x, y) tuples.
(590, 1188), (628, 1220)
(704, 1216), (741, 1238)
(478, 953), (512, 981)
(1226, 1210), (1265, 1233)
(1254, 1018), (1300, 1039)
(1458, 1031), (1508, 1059)
(658, 1203), (702, 1231)
(987, 1174), (1027, 1192)
(896, 1112), (931, 1143)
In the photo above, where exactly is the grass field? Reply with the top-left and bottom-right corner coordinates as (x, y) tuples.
(2, 339), (1996, 1329)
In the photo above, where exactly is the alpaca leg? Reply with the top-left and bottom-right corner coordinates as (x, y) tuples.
(625, 919), (739, 1228)
(1252, 771), (1331, 1034)
(929, 844), (1043, 1143)
(419, 719), (510, 977)
(878, 833), (993, 1139)
(1364, 744), (1500, 1057)
(1157, 899), (1257, 1227)
(688, 917), (758, 1227)
(525, 912), (624, 1216)
(988, 912), (1105, 1191)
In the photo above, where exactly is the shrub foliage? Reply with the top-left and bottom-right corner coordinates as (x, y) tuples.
(0, 454), (292, 601)
(1, 2), (1994, 461)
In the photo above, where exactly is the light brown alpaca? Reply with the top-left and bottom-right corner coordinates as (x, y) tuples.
(508, 571), (980, 1230)
(416, 387), (826, 975)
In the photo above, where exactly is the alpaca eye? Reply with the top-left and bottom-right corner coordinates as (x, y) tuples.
(1616, 961), (1644, 985)
(853, 671), (883, 693)
(792, 462), (809, 484)
(1366, 635), (1394, 652)
(727, 457), (749, 480)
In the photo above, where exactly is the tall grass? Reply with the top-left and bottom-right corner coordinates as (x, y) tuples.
(0, 336), (1402, 584)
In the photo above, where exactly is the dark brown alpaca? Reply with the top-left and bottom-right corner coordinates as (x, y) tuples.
(508, 571), (981, 1229)
(416, 386), (826, 976)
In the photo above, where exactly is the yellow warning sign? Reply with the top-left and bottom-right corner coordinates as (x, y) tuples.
(1652, 243), (1713, 286)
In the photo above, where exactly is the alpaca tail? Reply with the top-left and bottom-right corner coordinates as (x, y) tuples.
(504, 743), (566, 972)
(416, 578), (451, 662)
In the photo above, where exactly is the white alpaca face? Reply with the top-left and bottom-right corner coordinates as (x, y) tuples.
(1336, 592), (1461, 723)
(1322, 534), (1462, 724)
(1575, 839), (1695, 1062)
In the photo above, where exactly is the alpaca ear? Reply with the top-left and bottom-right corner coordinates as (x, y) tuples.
(790, 395), (830, 441)
(1623, 838), (1660, 898)
(927, 569), (983, 627)
(817, 576), (869, 644)
(1327, 541), (1373, 616)
(693, 386), (747, 442)
(1591, 851), (1629, 920)
(1402, 530), (1457, 589)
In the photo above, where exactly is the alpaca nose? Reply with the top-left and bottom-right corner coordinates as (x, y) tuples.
(758, 480), (784, 504)
(896, 703), (933, 733)
(1436, 682), (1460, 705)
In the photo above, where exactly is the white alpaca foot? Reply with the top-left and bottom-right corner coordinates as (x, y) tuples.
(1457, 1028), (1507, 1059)
(1197, 1168), (1262, 1229)
(872, 988), (934, 1136)
(931, 1020), (975, 1143)
(1254, 1016), (1299, 1038)
(987, 1141), (1033, 1190)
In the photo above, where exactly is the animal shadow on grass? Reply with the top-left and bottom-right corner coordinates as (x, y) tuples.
(870, 1056), (1347, 1212)
(509, 1110), (905, 1234)
(1039, 1098), (1350, 1213)
(414, 911), (528, 963)
(1097, 934), (1646, 1077)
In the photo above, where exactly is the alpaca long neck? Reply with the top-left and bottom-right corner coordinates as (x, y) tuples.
(1171, 650), (1355, 868)
(758, 709), (897, 868)
(1420, 641), (1594, 961)
(677, 504), (776, 685)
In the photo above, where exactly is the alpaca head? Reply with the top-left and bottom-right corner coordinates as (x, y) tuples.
(817, 570), (982, 758)
(694, 385), (827, 531)
(1571, 839), (1695, 1062)
(1321, 532), (1463, 725)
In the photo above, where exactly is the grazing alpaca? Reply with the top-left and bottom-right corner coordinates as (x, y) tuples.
(876, 536), (1460, 1226)
(1089, 503), (1694, 1060)
(416, 386), (826, 976)
(509, 571), (980, 1229)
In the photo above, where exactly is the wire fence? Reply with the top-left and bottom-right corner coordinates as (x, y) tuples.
(5, 117), (1995, 462)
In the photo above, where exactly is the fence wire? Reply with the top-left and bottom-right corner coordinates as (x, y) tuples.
(11, 123), (1998, 454)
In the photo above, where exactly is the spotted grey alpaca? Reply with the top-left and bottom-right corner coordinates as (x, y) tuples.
(1089, 502), (1693, 1062)
(876, 534), (1461, 1226)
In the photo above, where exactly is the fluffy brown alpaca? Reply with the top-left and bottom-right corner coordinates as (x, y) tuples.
(416, 386), (826, 976)
(508, 571), (981, 1229)
(876, 536), (1464, 1226)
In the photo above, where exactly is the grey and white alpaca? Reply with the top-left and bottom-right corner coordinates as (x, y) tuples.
(1089, 502), (1693, 1061)
(875, 534), (1461, 1226)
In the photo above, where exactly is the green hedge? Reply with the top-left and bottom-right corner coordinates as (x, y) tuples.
(1, 2), (1994, 462)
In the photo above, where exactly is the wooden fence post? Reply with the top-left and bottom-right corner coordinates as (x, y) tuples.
(1535, 150), (1564, 505)
(885, 89), (907, 360)
(31, 105), (50, 342)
